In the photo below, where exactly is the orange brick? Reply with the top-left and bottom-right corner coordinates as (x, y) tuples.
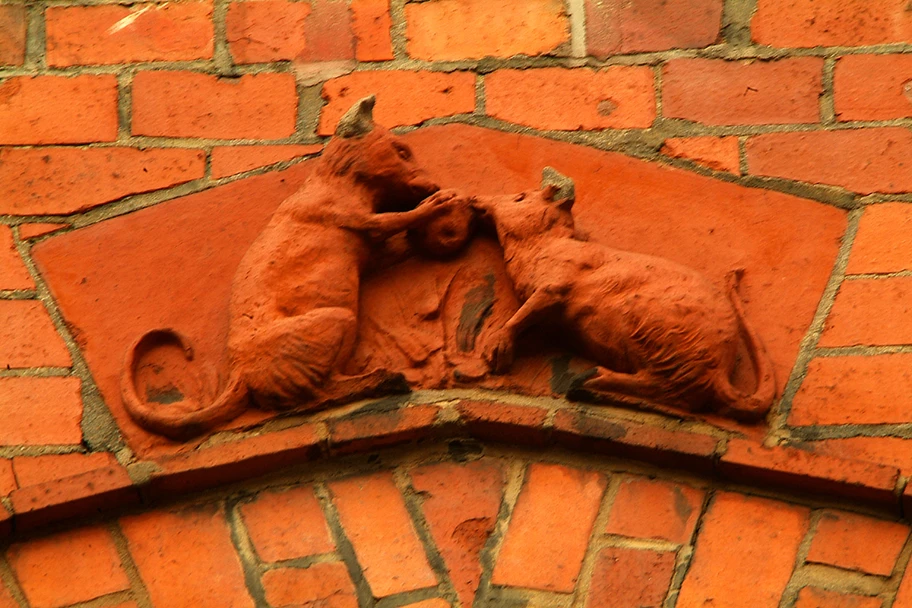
(808, 437), (912, 476)
(240, 485), (334, 562)
(0, 226), (32, 290)
(897, 564), (912, 607)
(586, 0), (722, 56)
(605, 476), (704, 544)
(807, 510), (908, 575)
(848, 203), (912, 274)
(7, 525), (130, 608)
(660, 136), (741, 174)
(0, 580), (16, 608)
(677, 493), (809, 608)
(485, 67), (656, 130)
(0, 75), (118, 144)
(586, 548), (676, 608)
(210, 144), (322, 179)
(456, 401), (549, 446)
(329, 405), (439, 454)
(0, 147), (206, 215)
(753, 0), (912, 48)
(404, 601), (449, 608)
(0, 300), (71, 368)
(493, 463), (606, 592)
(261, 563), (358, 608)
(132, 71), (297, 139)
(226, 0), (309, 63)
(329, 472), (437, 597)
(12, 452), (117, 488)
(0, 5), (26, 66)
(791, 355), (912, 426)
(821, 278), (912, 346)
(18, 224), (68, 240)
(663, 58), (823, 125)
(0, 378), (82, 446)
(351, 0), (393, 61)
(0, 460), (14, 497)
(747, 129), (912, 194)
(405, 0), (568, 60)
(835, 55), (912, 121)
(410, 460), (504, 607)
(796, 587), (881, 608)
(46, 2), (213, 66)
(318, 70), (475, 135)
(120, 504), (255, 608)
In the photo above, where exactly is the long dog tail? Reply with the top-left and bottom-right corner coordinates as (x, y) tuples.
(121, 329), (248, 440)
(712, 269), (777, 422)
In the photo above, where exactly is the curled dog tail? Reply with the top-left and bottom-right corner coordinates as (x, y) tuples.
(121, 329), (248, 440)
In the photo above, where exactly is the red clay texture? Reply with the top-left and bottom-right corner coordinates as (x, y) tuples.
(753, 0), (912, 48)
(605, 475), (705, 544)
(847, 203), (912, 274)
(0, 4), (26, 66)
(586, 548), (677, 608)
(351, 0), (393, 61)
(806, 509), (909, 576)
(239, 485), (335, 562)
(210, 144), (322, 179)
(820, 278), (912, 346)
(0, 378), (82, 446)
(261, 563), (359, 608)
(834, 54), (912, 121)
(0, 301), (71, 369)
(0, 226), (32, 290)
(660, 136), (741, 174)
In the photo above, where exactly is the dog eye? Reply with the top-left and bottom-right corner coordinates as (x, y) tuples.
(396, 146), (412, 160)
(514, 193), (525, 202)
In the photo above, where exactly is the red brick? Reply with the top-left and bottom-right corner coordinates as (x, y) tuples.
(747, 129), (912, 194)
(677, 492), (808, 607)
(132, 71), (297, 139)
(753, 0), (912, 48)
(261, 563), (358, 608)
(0, 300), (71, 368)
(329, 405), (439, 454)
(834, 55), (912, 121)
(605, 476), (704, 544)
(898, 561), (912, 607)
(0, 147), (206, 215)
(0, 5), (26, 66)
(0, 460), (14, 497)
(821, 278), (912, 346)
(211, 144), (322, 179)
(807, 437), (912, 476)
(660, 136), (741, 174)
(796, 587), (882, 608)
(330, 472), (437, 596)
(12, 452), (117, 488)
(7, 525), (130, 608)
(0, 226), (32, 290)
(0, 75), (118, 144)
(351, 0), (393, 61)
(586, 0), (722, 56)
(120, 504), (255, 608)
(0, 377), (81, 446)
(0, 579), (16, 608)
(807, 510), (908, 575)
(847, 203), (912, 274)
(46, 2), (213, 66)
(240, 485), (334, 562)
(586, 548), (676, 608)
(410, 460), (504, 607)
(456, 400), (549, 446)
(404, 601), (449, 608)
(493, 463), (606, 592)
(663, 58), (823, 125)
(18, 224), (68, 240)
(485, 67), (655, 130)
(405, 0), (568, 60)
(720, 440), (899, 505)
(791, 355), (912, 426)
(318, 70), (475, 135)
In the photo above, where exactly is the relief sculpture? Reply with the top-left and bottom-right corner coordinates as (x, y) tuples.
(121, 96), (776, 440)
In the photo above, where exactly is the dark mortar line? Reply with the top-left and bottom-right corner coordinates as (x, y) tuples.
(115, 69), (135, 142)
(258, 552), (338, 571)
(720, 0), (757, 48)
(388, 0), (408, 61)
(779, 508), (823, 605)
(374, 588), (442, 608)
(107, 521), (155, 608)
(882, 527), (912, 606)
(666, 489), (716, 604)
(653, 64), (664, 120)
(0, 367), (72, 377)
(0, 290), (38, 300)
(24, 1), (46, 71)
(570, 474), (620, 606)
(0, 555), (27, 608)
(211, 0), (236, 77)
(815, 344), (912, 356)
(845, 271), (912, 280)
(0, 445), (86, 459)
(566, 0), (586, 58)
(474, 73), (486, 116)
(788, 424), (912, 441)
(68, 590), (136, 608)
(820, 57), (837, 125)
(296, 83), (324, 137)
(737, 135), (749, 175)
(225, 496), (271, 608)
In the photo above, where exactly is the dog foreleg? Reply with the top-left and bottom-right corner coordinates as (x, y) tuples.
(483, 288), (562, 373)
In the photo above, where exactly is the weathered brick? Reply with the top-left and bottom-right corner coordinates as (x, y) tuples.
(663, 58), (823, 125)
(12, 452), (117, 488)
(796, 587), (882, 608)
(807, 510), (908, 575)
(0, 226), (32, 290)
(791, 355), (912, 426)
(120, 504), (255, 608)
(410, 460), (504, 607)
(0, 460), (14, 497)
(0, 579), (16, 608)
(807, 436), (912, 476)
(899, 565), (912, 607)
(403, 601), (449, 608)
(405, 0), (568, 60)
(132, 71), (297, 139)
(605, 476), (704, 544)
(847, 203), (912, 274)
(746, 129), (912, 194)
(660, 136), (741, 174)
(0, 75), (118, 144)
(7, 525), (130, 608)
(834, 55), (912, 121)
(262, 563), (358, 608)
(318, 70), (475, 135)
(210, 144), (322, 179)
(0, 5), (26, 66)
(329, 472), (437, 597)
(485, 67), (656, 130)
(18, 224), (68, 240)
(351, 0), (393, 61)
(677, 493), (809, 608)
(0, 147), (206, 215)
(493, 463), (606, 592)
(329, 405), (439, 454)
(240, 485), (334, 562)
(456, 401), (549, 446)
(821, 278), (912, 346)
(586, 548), (677, 608)
(586, 0), (722, 56)
(753, 0), (912, 48)
(0, 300), (71, 368)
(0, 378), (81, 446)
(46, 2), (213, 66)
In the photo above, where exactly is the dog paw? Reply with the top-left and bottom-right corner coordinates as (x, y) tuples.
(482, 330), (514, 374)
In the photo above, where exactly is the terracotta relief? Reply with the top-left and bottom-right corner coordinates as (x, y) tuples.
(119, 96), (776, 440)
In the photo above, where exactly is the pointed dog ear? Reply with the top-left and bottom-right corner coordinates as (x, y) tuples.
(541, 166), (575, 209)
(335, 95), (376, 138)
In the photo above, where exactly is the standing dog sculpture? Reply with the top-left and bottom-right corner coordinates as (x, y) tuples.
(122, 96), (458, 439)
(471, 168), (776, 421)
